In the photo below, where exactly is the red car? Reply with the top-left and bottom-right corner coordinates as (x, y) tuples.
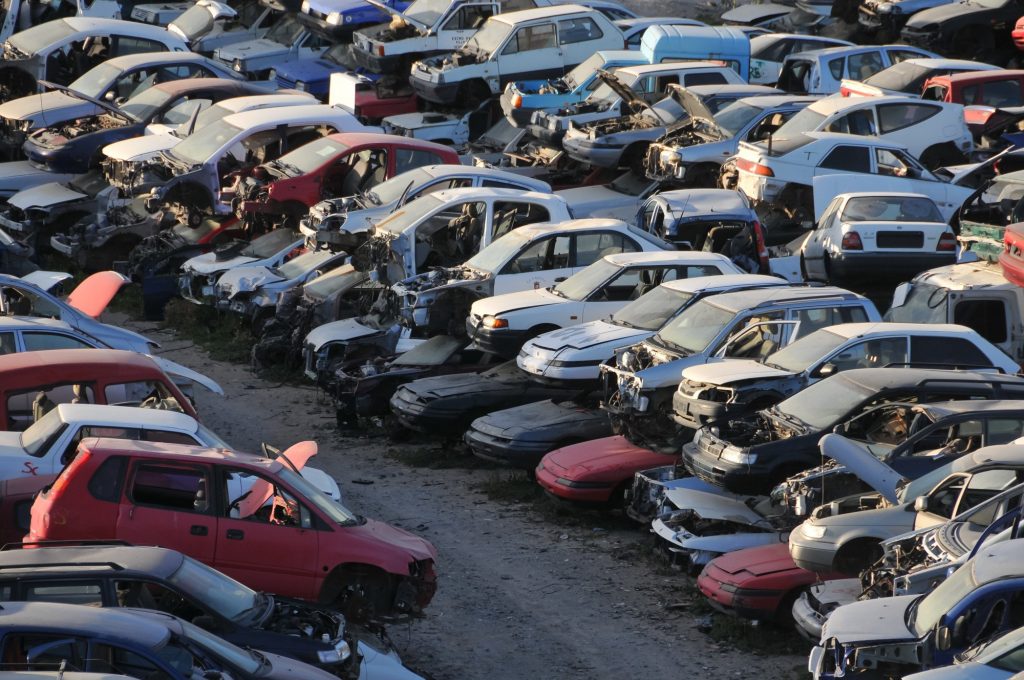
(698, 543), (841, 622)
(237, 132), (459, 233)
(27, 438), (437, 619)
(922, 70), (1024, 132)
(535, 436), (676, 506)
(1002, 221), (1024, 287)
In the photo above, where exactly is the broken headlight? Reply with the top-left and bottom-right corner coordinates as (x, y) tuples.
(317, 639), (352, 664)
(720, 446), (756, 465)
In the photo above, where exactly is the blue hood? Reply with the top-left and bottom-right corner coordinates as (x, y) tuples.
(302, 0), (409, 23)
(275, 58), (340, 83)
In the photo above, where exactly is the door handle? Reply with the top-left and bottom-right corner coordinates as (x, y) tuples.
(190, 525), (208, 536)
(226, 529), (244, 540)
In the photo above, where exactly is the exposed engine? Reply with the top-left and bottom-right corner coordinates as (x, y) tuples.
(266, 599), (339, 637)
(773, 459), (874, 518)
(715, 413), (796, 447)
(372, 17), (423, 41)
(32, 114), (123, 147)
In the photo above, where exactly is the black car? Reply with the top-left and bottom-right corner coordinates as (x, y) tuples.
(23, 79), (264, 175)
(683, 368), (1024, 495)
(900, 0), (1023, 61)
(0, 544), (382, 678)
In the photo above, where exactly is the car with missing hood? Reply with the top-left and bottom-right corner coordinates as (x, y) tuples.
(0, 544), (418, 679)
(167, 0), (290, 56)
(900, 0), (1023, 61)
(747, 33), (855, 86)
(776, 44), (936, 95)
(212, 11), (333, 79)
(466, 251), (744, 359)
(392, 218), (672, 337)
(673, 322), (1015, 432)
(811, 539), (1024, 679)
(179, 229), (303, 306)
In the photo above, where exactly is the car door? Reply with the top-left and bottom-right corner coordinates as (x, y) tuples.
(498, 22), (563, 85)
(873, 147), (965, 218)
(556, 16), (607, 69)
(116, 460), (217, 563)
(803, 194), (842, 279)
(439, 2), (496, 50)
(214, 465), (319, 600)
(494, 234), (572, 294)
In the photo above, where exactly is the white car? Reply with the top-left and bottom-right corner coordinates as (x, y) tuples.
(393, 218), (673, 335)
(409, 5), (623, 105)
(768, 94), (973, 166)
(3, 403), (341, 502)
(841, 57), (1001, 96)
(467, 250), (744, 358)
(748, 33), (854, 85)
(215, 248), (349, 319)
(179, 229), (303, 305)
(515, 274), (788, 384)
(301, 164), (553, 250)
(144, 92), (319, 137)
(777, 44), (936, 94)
(733, 131), (976, 222)
(801, 188), (957, 285)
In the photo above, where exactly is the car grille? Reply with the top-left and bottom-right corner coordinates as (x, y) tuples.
(876, 231), (924, 248)
(685, 453), (723, 485)
(277, 74), (298, 89)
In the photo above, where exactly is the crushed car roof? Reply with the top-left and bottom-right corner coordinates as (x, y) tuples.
(654, 188), (752, 215)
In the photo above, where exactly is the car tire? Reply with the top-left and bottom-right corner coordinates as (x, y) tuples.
(799, 253), (810, 282)
(458, 80), (491, 108)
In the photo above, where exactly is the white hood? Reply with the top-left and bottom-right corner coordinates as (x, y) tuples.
(216, 38), (286, 62)
(821, 595), (917, 645)
(182, 251), (258, 276)
(681, 358), (794, 386)
(0, 431), (26, 457)
(8, 182), (87, 211)
(530, 319), (645, 352)
(821, 433), (904, 504)
(664, 486), (767, 526)
(151, 356), (224, 395)
(216, 265), (283, 297)
(103, 134), (180, 162)
(470, 287), (564, 318)
(0, 91), (84, 123)
(305, 318), (382, 351)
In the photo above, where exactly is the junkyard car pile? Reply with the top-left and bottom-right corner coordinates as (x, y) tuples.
(14, 0), (1024, 675)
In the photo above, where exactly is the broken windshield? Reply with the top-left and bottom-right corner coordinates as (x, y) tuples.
(885, 282), (949, 325)
(774, 375), (873, 431)
(119, 87), (176, 123)
(652, 299), (734, 354)
(611, 286), (693, 330)
(564, 53), (608, 90)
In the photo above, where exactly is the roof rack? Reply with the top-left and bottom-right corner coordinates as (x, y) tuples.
(2, 539), (133, 551)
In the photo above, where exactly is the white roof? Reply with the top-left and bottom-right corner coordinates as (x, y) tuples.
(601, 251), (736, 266)
(417, 164), (552, 191)
(896, 58), (1002, 70)
(821, 322), (978, 340)
(53, 403), (200, 431)
(806, 94), (923, 115)
(427, 187), (562, 204)
(512, 218), (628, 239)
(98, 51), (218, 70)
(213, 93), (318, 114)
(41, 17), (180, 38)
(492, 4), (595, 24)
(614, 61), (728, 76)
(661, 274), (787, 294)
(222, 104), (357, 129)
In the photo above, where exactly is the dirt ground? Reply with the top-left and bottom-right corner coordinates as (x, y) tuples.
(114, 311), (808, 680)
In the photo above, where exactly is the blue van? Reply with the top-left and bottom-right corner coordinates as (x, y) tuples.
(641, 25), (751, 81)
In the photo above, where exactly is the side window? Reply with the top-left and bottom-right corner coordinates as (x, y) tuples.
(557, 17), (603, 45)
(115, 580), (203, 621)
(111, 36), (165, 55)
(481, 180), (526, 190)
(926, 474), (968, 518)
(987, 418), (1024, 446)
(962, 84), (981, 105)
(88, 455), (127, 503)
(910, 336), (993, 369)
(23, 583), (103, 606)
(954, 299), (1009, 345)
(877, 103), (940, 133)
(682, 72), (727, 87)
(491, 201), (550, 239)
(21, 333), (93, 352)
(0, 332), (14, 354)
(502, 23), (556, 54)
(828, 57), (845, 80)
(1, 634), (87, 669)
(795, 305), (868, 337)
(501, 236), (570, 274)
(159, 65), (205, 80)
(6, 384), (96, 432)
(160, 98), (211, 126)
(129, 463), (210, 513)
(89, 642), (177, 680)
(592, 268), (643, 302)
(408, 178), (470, 201)
(394, 148), (446, 175)
(223, 468), (311, 529)
(982, 79), (1024, 108)
(876, 148), (913, 177)
(442, 4), (493, 30)
(142, 430), (198, 445)
(847, 51), (884, 80)
(824, 337), (909, 372)
(820, 146), (871, 172)
(960, 469), (1020, 513)
(889, 48), (925, 64)
(826, 109), (877, 136)
(921, 85), (947, 101)
(817, 197), (843, 230)
(720, 312), (786, 360)
(573, 232), (637, 268)
(105, 381), (182, 412)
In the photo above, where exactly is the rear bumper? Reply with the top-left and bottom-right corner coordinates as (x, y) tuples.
(562, 137), (626, 168)
(535, 462), (617, 504)
(792, 592), (826, 642)
(827, 251), (955, 281)
(681, 444), (776, 495)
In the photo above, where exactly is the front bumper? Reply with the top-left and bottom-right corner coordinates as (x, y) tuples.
(535, 461), (617, 504)
(389, 385), (466, 432)
(826, 251), (955, 282)
(671, 390), (741, 430)
(697, 563), (786, 621)
(788, 536), (837, 574)
(466, 318), (530, 358)
(464, 428), (552, 471)
(351, 46), (405, 74)
(792, 590), (827, 642)
(178, 271), (218, 305)
(562, 136), (626, 168)
(899, 27), (944, 49)
(409, 73), (461, 105)
(682, 443), (772, 496)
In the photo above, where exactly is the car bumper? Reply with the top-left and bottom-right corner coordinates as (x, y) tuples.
(179, 273), (217, 306)
(671, 392), (741, 430)
(697, 568), (785, 621)
(499, 91), (538, 127)
(792, 591), (826, 642)
(788, 537), (837, 574)
(389, 386), (465, 433)
(899, 28), (944, 48)
(535, 462), (617, 504)
(410, 76), (461, 105)
(827, 251), (955, 281)
(464, 428), (551, 470)
(682, 444), (773, 495)
(467, 321), (531, 359)
(351, 47), (404, 73)
(562, 137), (625, 168)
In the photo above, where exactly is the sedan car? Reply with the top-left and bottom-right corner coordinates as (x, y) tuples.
(840, 57), (1000, 96)
(776, 44), (936, 94)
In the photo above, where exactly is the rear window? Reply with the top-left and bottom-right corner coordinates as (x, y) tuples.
(88, 455), (126, 503)
(765, 133), (816, 157)
(910, 336), (993, 369)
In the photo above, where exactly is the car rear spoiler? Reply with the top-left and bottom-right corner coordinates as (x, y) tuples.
(839, 79), (886, 97)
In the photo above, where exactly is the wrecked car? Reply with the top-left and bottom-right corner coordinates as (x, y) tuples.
(858, 0), (951, 41)
(644, 92), (816, 188)
(900, 0), (1023, 62)
(840, 56), (999, 96)
(601, 286), (878, 451)
(672, 322), (1016, 431)
(170, 0), (290, 55)
(777, 44), (936, 95)
(301, 164), (551, 251)
(236, 133), (458, 235)
(381, 101), (520, 162)
(213, 11), (333, 79)
(179, 228), (302, 305)
(957, 169), (1024, 261)
(467, 251), (743, 359)
(392, 218), (670, 337)
(747, 32), (854, 86)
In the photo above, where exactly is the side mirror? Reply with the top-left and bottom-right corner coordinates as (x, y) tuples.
(914, 496), (929, 513)
(817, 363), (837, 378)
(103, 90), (115, 101)
(935, 625), (951, 651)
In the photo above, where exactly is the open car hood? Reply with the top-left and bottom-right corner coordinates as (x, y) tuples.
(595, 70), (648, 111)
(103, 133), (180, 162)
(306, 318), (383, 351)
(674, 85), (721, 133)
(664, 486), (766, 526)
(8, 182), (88, 211)
(65, 271), (130, 319)
(820, 433), (905, 504)
(151, 356), (225, 395)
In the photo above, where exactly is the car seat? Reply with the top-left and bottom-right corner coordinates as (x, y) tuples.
(339, 156), (371, 197)
(629, 269), (659, 300)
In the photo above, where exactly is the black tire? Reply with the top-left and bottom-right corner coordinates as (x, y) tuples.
(822, 254), (832, 283)
(799, 254), (810, 282)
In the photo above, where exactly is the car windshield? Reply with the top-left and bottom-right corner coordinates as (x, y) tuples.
(373, 194), (444, 236)
(176, 618), (264, 674)
(652, 299), (735, 354)
(118, 87), (176, 123)
(774, 106), (826, 136)
(553, 259), (621, 301)
(909, 560), (979, 636)
(171, 4), (216, 40)
(404, 0), (450, 26)
(241, 229), (299, 258)
(68, 63), (122, 100)
(274, 249), (334, 279)
(884, 282), (949, 325)
(193, 102), (238, 131)
(564, 53), (607, 90)
(277, 466), (359, 525)
(589, 72), (640, 103)
(323, 43), (359, 69)
(8, 19), (77, 54)
(864, 62), (930, 92)
(195, 423), (231, 449)
(841, 196), (943, 222)
(465, 230), (532, 274)
(20, 409), (66, 457)
(712, 101), (765, 137)
(167, 556), (263, 623)
(773, 375), (873, 430)
(611, 286), (693, 330)
(464, 20), (512, 57)
(766, 329), (848, 372)
(366, 168), (432, 207)
(274, 137), (349, 175)
(171, 119), (244, 166)
(265, 15), (305, 44)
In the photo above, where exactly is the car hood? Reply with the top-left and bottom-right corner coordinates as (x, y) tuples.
(103, 133), (180, 162)
(0, 91), (86, 123)
(275, 58), (334, 81)
(664, 486), (766, 526)
(905, 0), (989, 25)
(65, 271), (130, 320)
(306, 318), (382, 351)
(0, 431), (26, 457)
(555, 185), (648, 221)
(357, 516), (437, 561)
(152, 356), (224, 395)
(531, 320), (644, 352)
(544, 434), (673, 478)
(682, 358), (794, 386)
(820, 433), (904, 504)
(471, 399), (599, 440)
(182, 252), (258, 276)
(470, 287), (564, 317)
(813, 501), (914, 529)
(217, 265), (284, 294)
(712, 542), (800, 577)
(217, 39), (287, 61)
(7, 182), (88, 211)
(821, 595), (917, 644)
(721, 2), (792, 21)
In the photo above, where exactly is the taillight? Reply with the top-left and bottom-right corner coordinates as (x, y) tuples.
(511, 93), (523, 109)
(377, 45), (385, 57)
(47, 451), (92, 501)
(841, 231), (863, 250)
(937, 232), (957, 251)
(753, 220), (769, 271)
(736, 158), (774, 177)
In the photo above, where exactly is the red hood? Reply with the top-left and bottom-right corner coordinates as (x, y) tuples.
(543, 436), (676, 482)
(355, 517), (437, 562)
(66, 271), (130, 319)
(711, 543), (800, 578)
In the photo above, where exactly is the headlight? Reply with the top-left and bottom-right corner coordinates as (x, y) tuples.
(802, 523), (827, 539)
(481, 315), (508, 329)
(720, 447), (756, 465)
(316, 640), (351, 664)
(661, 150), (682, 164)
(268, 68), (276, 80)
(876, 3), (893, 11)
(295, 81), (306, 92)
(326, 11), (341, 24)
(233, 58), (243, 72)
(301, 0), (309, 11)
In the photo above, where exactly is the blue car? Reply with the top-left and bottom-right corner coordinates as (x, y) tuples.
(300, 0), (411, 36)
(273, 42), (371, 99)
(500, 49), (645, 127)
